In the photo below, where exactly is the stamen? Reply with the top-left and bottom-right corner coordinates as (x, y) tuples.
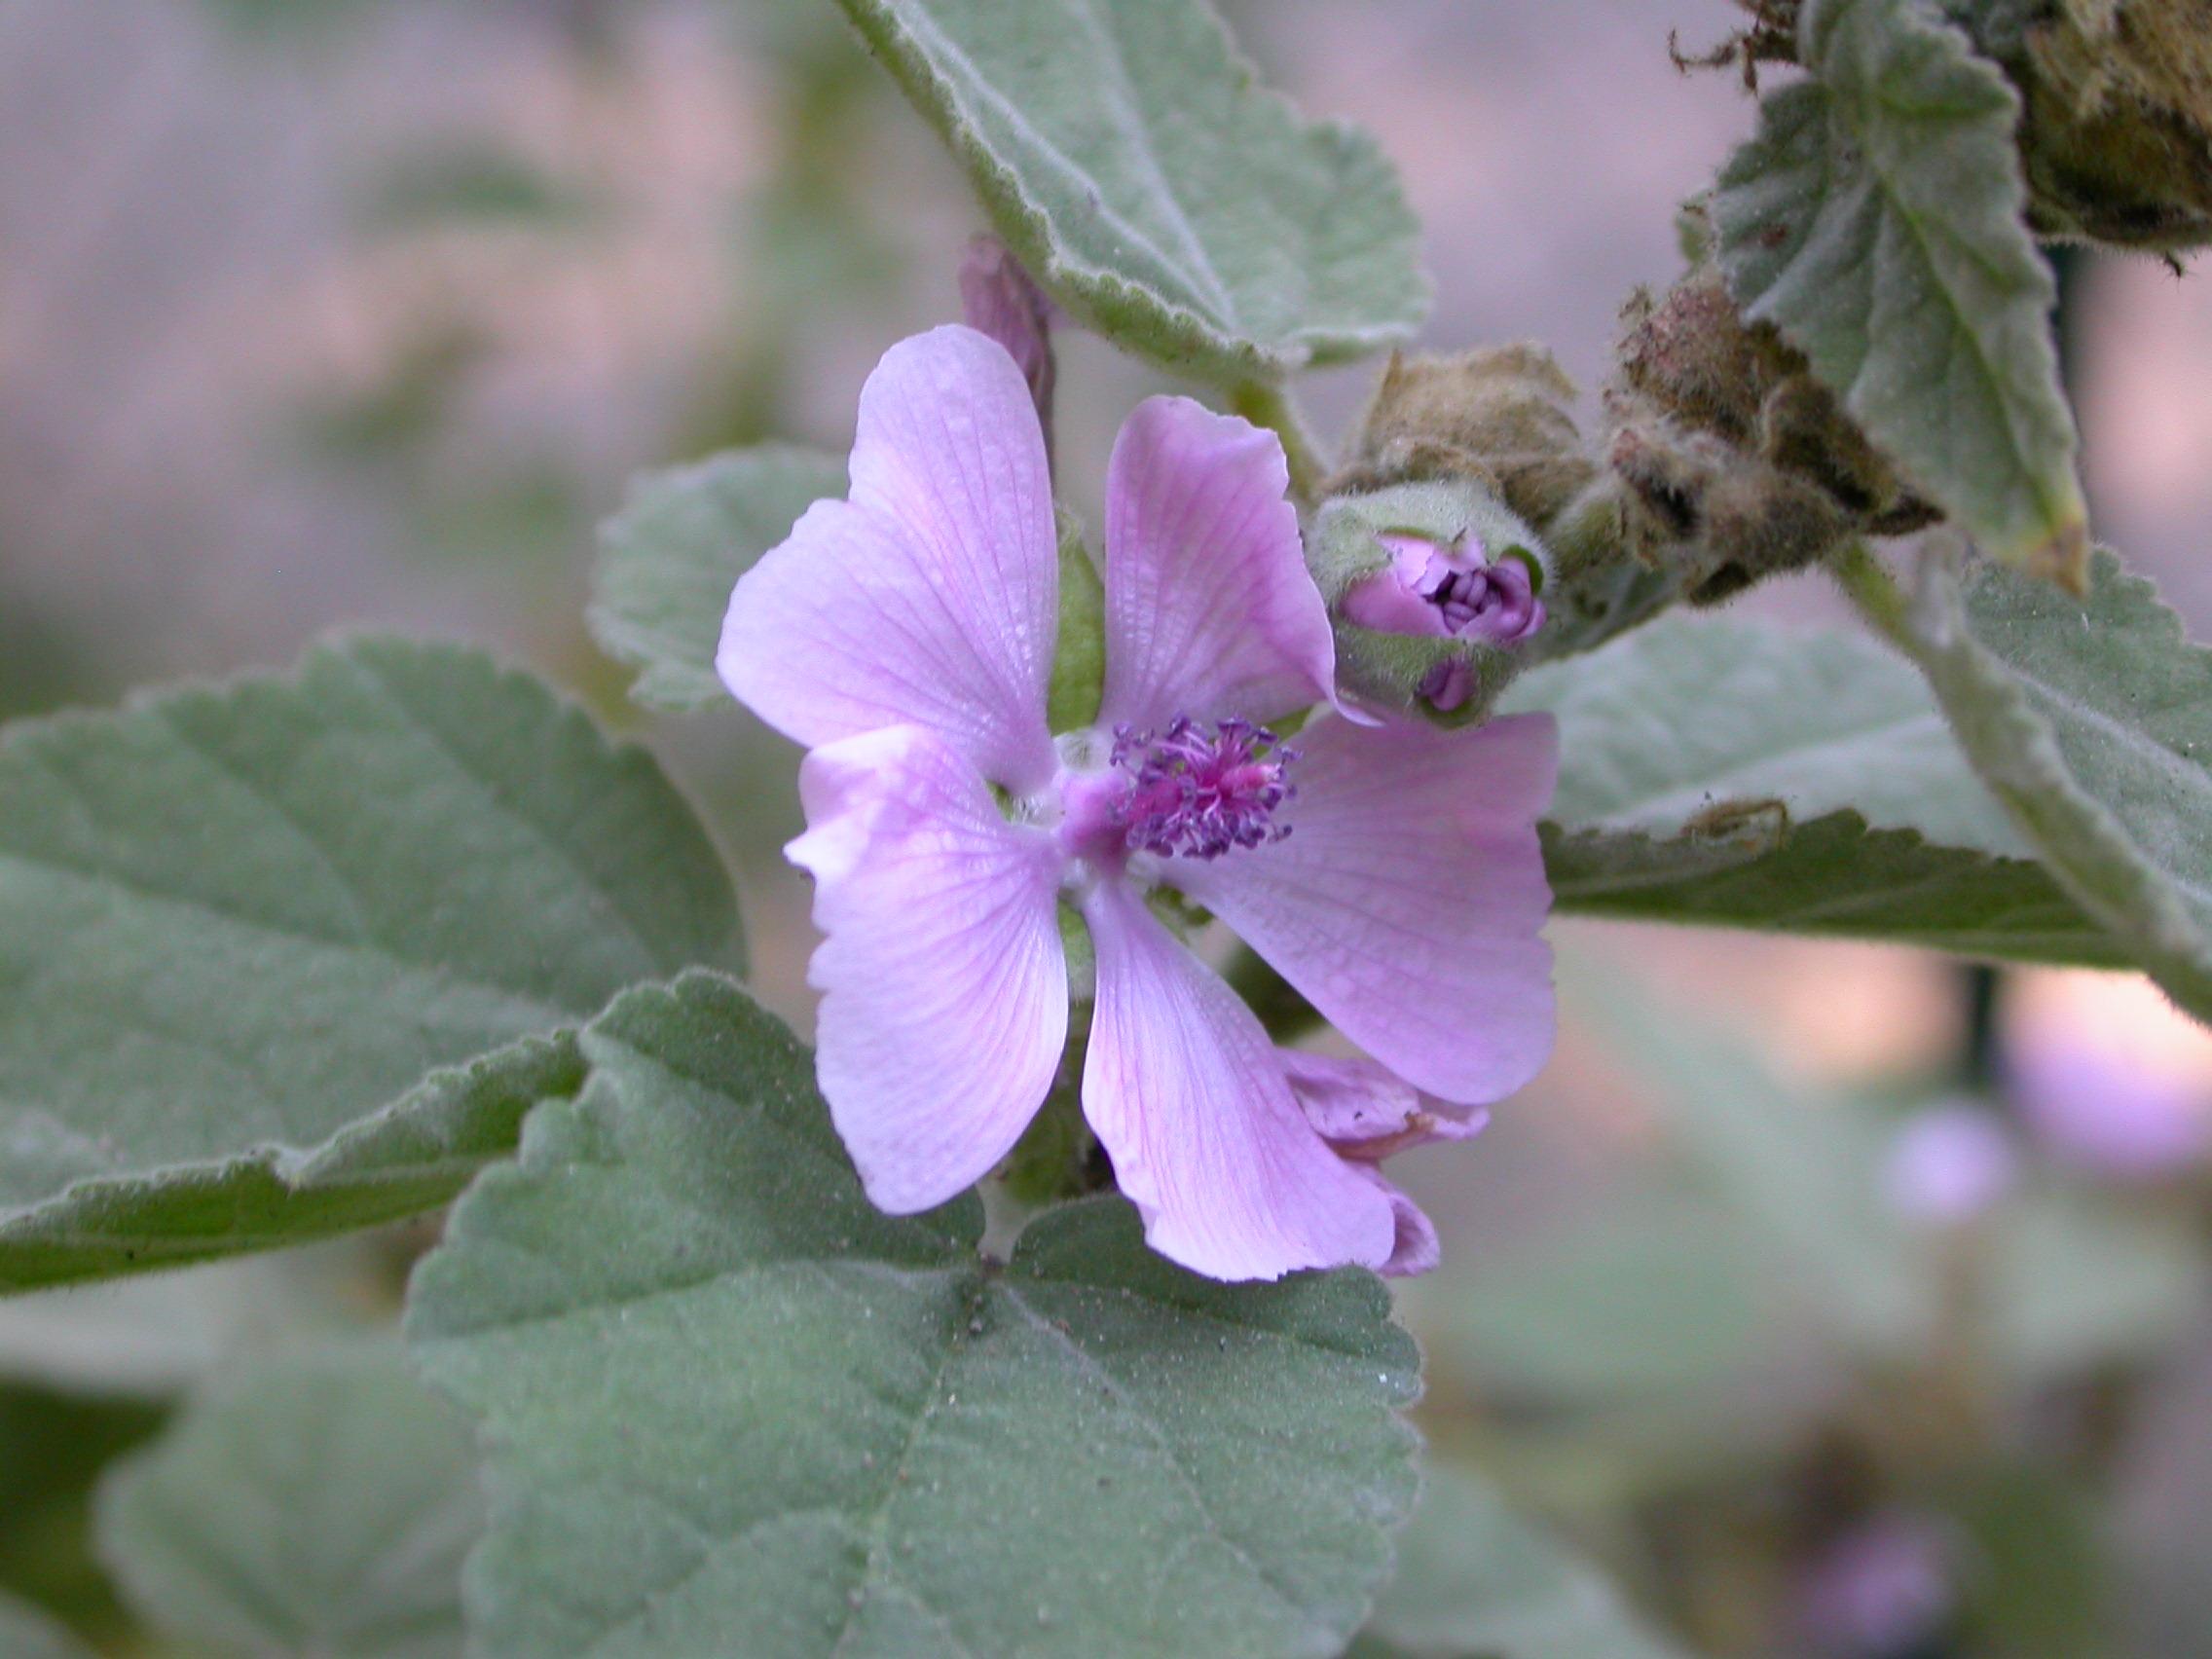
(1109, 717), (1298, 861)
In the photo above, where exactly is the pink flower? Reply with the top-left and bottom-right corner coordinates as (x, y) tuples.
(1281, 1051), (1490, 1277)
(719, 324), (1556, 1281)
(2009, 1036), (2212, 1180)
(1340, 532), (1545, 714)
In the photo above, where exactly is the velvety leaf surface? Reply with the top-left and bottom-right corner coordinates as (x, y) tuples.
(1714, 0), (2086, 581)
(0, 637), (740, 1288)
(0, 1592), (95, 1659)
(590, 445), (847, 712)
(1506, 615), (2118, 964)
(833, 0), (1426, 382)
(1347, 1464), (1690, 1659)
(1884, 548), (2212, 1022)
(407, 972), (1419, 1659)
(96, 1340), (481, 1659)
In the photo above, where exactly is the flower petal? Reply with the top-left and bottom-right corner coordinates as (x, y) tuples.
(1171, 713), (1558, 1105)
(719, 325), (1058, 790)
(958, 236), (1055, 450)
(1097, 397), (1336, 733)
(789, 724), (1068, 1214)
(1346, 1164), (1443, 1278)
(1280, 1050), (1489, 1158)
(1079, 882), (1396, 1281)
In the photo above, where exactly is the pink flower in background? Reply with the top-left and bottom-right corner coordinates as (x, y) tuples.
(1795, 1512), (1957, 1658)
(1882, 1104), (2018, 1226)
(719, 324), (1556, 1280)
(2008, 1036), (2212, 1181)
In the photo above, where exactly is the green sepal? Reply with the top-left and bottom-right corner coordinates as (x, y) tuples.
(1047, 506), (1105, 733)
(1308, 480), (1548, 604)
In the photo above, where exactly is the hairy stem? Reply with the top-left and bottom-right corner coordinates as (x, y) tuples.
(1831, 538), (1913, 646)
(1230, 381), (1329, 503)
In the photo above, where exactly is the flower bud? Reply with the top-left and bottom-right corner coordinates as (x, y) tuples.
(1974, 0), (2212, 253)
(1309, 480), (1551, 722)
(1338, 345), (1600, 532)
(959, 235), (1057, 449)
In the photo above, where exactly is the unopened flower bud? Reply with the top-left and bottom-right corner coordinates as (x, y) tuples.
(959, 235), (1057, 450)
(1309, 480), (1550, 722)
(1972, 0), (2212, 253)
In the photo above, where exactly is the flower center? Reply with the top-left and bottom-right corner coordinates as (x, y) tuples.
(1108, 718), (1297, 861)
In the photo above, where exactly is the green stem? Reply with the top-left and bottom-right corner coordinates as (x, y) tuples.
(1223, 945), (1325, 1042)
(1230, 381), (1329, 504)
(1831, 539), (1912, 648)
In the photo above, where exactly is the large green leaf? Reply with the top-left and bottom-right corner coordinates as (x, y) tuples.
(0, 637), (740, 1289)
(590, 445), (846, 713)
(834, 0), (1426, 383)
(1873, 546), (2212, 1024)
(96, 1340), (480, 1659)
(408, 972), (1419, 1659)
(0, 1592), (94, 1659)
(1714, 0), (2086, 583)
(1507, 615), (2118, 964)
(1348, 1465), (1690, 1659)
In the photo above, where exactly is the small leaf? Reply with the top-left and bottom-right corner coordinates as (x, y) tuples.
(0, 1592), (95, 1659)
(1349, 1463), (1692, 1659)
(834, 0), (1426, 383)
(1883, 547), (2212, 1024)
(0, 637), (740, 1289)
(1714, 0), (2087, 583)
(96, 1340), (480, 1659)
(408, 972), (1419, 1659)
(1507, 614), (2118, 964)
(590, 445), (846, 713)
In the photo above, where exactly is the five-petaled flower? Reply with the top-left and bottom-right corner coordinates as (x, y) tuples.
(719, 324), (1556, 1281)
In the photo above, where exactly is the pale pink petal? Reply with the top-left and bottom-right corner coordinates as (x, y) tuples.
(1346, 1164), (1442, 1278)
(1097, 397), (1337, 733)
(719, 325), (1058, 790)
(1171, 713), (1558, 1105)
(1079, 882), (1396, 1281)
(789, 725), (1068, 1213)
(1280, 1050), (1490, 1158)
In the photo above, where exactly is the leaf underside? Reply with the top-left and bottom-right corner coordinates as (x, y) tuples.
(1889, 547), (2212, 1024)
(1508, 613), (2118, 965)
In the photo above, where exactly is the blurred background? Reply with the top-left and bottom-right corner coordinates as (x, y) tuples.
(3, 2), (2210, 1655)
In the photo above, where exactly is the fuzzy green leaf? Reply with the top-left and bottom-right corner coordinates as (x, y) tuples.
(408, 972), (1419, 1659)
(1349, 1464), (1691, 1659)
(0, 1593), (95, 1659)
(96, 1340), (481, 1659)
(1714, 0), (2086, 582)
(0, 638), (740, 1289)
(1507, 614), (2118, 964)
(591, 445), (847, 713)
(833, 0), (1426, 383)
(1879, 546), (2212, 1024)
